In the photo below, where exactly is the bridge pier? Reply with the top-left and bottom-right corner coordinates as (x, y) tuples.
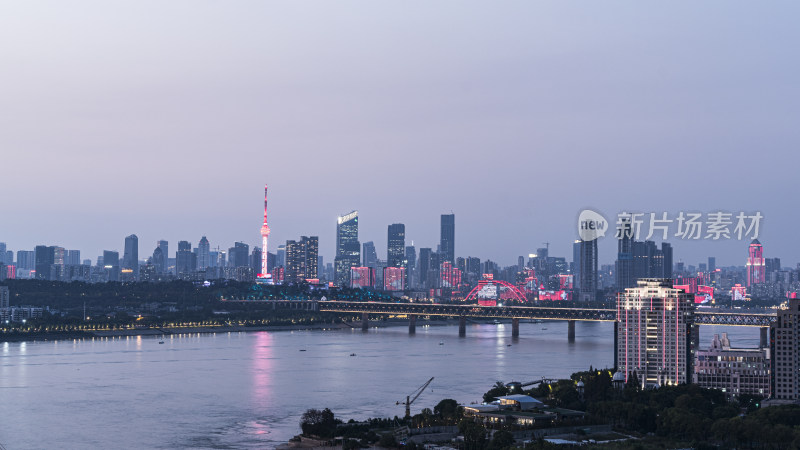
(568, 320), (575, 342)
(459, 316), (466, 337)
(512, 318), (519, 338)
(409, 314), (417, 335)
(361, 312), (369, 332)
(760, 327), (768, 348)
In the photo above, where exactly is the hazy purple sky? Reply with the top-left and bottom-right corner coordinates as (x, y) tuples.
(2, 1), (799, 267)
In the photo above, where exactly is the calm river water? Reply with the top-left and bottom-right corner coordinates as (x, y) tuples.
(0, 322), (757, 449)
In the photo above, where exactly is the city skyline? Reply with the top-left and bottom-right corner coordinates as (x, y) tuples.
(3, 3), (799, 268)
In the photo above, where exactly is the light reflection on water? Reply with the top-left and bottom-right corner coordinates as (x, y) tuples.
(0, 322), (758, 449)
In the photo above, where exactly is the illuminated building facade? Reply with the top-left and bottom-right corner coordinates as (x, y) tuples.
(440, 261), (462, 288)
(694, 333), (770, 398)
(771, 298), (800, 400)
(383, 266), (405, 291)
(746, 239), (765, 286)
(285, 236), (318, 283)
(617, 279), (695, 388)
(334, 211), (360, 286)
(387, 224), (405, 268)
(350, 266), (375, 289)
(259, 185), (271, 277)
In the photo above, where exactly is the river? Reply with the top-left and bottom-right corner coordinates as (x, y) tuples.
(0, 321), (758, 449)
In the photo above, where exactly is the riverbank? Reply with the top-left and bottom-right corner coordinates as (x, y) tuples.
(0, 318), (461, 343)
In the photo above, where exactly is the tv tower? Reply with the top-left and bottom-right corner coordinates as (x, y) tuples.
(259, 184), (270, 277)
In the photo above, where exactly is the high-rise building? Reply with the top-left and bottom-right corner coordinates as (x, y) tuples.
(157, 240), (168, 265)
(615, 216), (634, 290)
(746, 239), (765, 286)
(259, 185), (271, 277)
(405, 245), (416, 288)
(228, 242), (249, 268)
(572, 240), (581, 291)
(708, 256), (716, 273)
(16, 251), (34, 271)
(440, 214), (455, 264)
(176, 241), (194, 276)
(103, 250), (120, 282)
(577, 238), (598, 302)
(383, 266), (406, 291)
(350, 267), (375, 289)
(250, 247), (262, 273)
(662, 243), (673, 279)
(772, 298), (800, 400)
(387, 224), (405, 268)
(418, 247), (432, 287)
(123, 234), (139, 280)
(65, 250), (81, 266)
(616, 279), (695, 388)
(362, 241), (378, 268)
(152, 246), (165, 274)
(334, 211), (360, 287)
(34, 245), (56, 280)
(276, 244), (286, 269)
(765, 258), (781, 277)
(285, 236), (318, 283)
(197, 236), (211, 270)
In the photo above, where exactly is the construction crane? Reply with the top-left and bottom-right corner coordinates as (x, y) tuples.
(397, 377), (434, 419)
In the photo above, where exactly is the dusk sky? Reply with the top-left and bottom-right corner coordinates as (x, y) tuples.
(2, 1), (799, 267)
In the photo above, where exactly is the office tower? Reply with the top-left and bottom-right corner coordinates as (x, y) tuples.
(122, 234), (139, 280)
(259, 184), (271, 276)
(34, 245), (56, 280)
(661, 243), (673, 279)
(387, 224), (405, 267)
(157, 240), (168, 265)
(362, 241), (378, 268)
(440, 214), (455, 264)
(440, 261), (461, 288)
(16, 251), (33, 271)
(285, 236), (318, 283)
(197, 236), (211, 270)
(418, 247), (432, 287)
(572, 241), (581, 290)
(617, 279), (695, 388)
(405, 245), (416, 288)
(766, 258), (781, 277)
(103, 250), (120, 282)
(694, 333), (770, 398)
(250, 247), (262, 273)
(615, 216), (634, 290)
(383, 266), (406, 291)
(66, 250), (81, 266)
(334, 211), (360, 286)
(772, 298), (800, 400)
(746, 239), (765, 286)
(577, 238), (598, 302)
(266, 252), (276, 273)
(708, 257), (716, 273)
(176, 241), (194, 275)
(227, 242), (249, 268)
(517, 256), (524, 271)
(350, 267), (375, 289)
(152, 246), (165, 274)
(276, 244), (286, 268)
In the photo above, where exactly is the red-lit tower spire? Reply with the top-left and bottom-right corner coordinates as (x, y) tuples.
(259, 184), (271, 277)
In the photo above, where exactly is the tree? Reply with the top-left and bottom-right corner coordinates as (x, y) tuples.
(459, 419), (487, 450)
(483, 381), (509, 403)
(300, 408), (337, 438)
(378, 433), (398, 448)
(488, 430), (515, 450)
(434, 399), (461, 423)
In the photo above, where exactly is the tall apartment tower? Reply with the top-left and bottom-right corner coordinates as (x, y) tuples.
(771, 298), (800, 400)
(440, 214), (455, 265)
(616, 279), (695, 388)
(746, 239), (765, 286)
(123, 234), (139, 280)
(197, 236), (211, 270)
(387, 224), (405, 268)
(577, 238), (598, 302)
(615, 216), (634, 290)
(285, 236), (318, 283)
(334, 211), (360, 286)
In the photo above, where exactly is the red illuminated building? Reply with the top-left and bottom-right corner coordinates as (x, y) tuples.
(350, 267), (375, 289)
(383, 267), (406, 291)
(440, 261), (462, 288)
(746, 239), (765, 286)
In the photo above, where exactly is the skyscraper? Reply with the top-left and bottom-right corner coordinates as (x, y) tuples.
(440, 214), (455, 264)
(387, 224), (405, 268)
(259, 184), (271, 277)
(708, 256), (716, 273)
(362, 241), (378, 268)
(123, 234), (139, 280)
(617, 279), (695, 388)
(176, 241), (194, 275)
(615, 216), (634, 290)
(285, 236), (318, 283)
(152, 246), (165, 274)
(577, 238), (598, 302)
(746, 239), (765, 286)
(197, 236), (211, 270)
(771, 298), (800, 400)
(228, 242), (250, 268)
(334, 211), (360, 286)
(34, 245), (56, 280)
(418, 247), (432, 287)
(103, 250), (120, 282)
(405, 245), (416, 288)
